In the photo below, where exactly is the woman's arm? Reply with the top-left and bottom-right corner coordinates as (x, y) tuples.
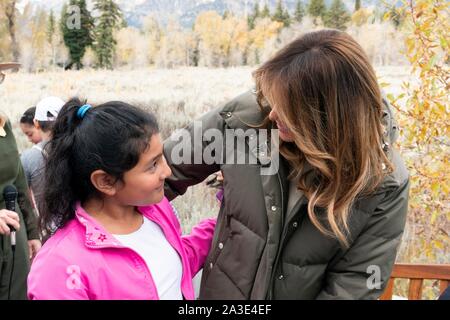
(0, 209), (20, 235)
(15, 161), (40, 241)
(316, 178), (410, 300)
(163, 105), (225, 200)
(2, 119), (40, 241)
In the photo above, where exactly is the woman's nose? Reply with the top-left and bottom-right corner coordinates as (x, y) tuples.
(268, 109), (278, 122)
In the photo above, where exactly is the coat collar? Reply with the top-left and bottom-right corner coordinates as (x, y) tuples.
(74, 202), (155, 249)
(220, 89), (269, 131)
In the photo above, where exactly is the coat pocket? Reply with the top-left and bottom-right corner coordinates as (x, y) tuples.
(272, 262), (327, 299)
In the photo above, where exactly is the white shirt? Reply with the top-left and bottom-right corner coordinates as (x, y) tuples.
(113, 216), (183, 300)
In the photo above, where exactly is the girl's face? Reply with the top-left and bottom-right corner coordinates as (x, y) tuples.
(20, 123), (42, 144)
(268, 106), (295, 142)
(115, 133), (172, 206)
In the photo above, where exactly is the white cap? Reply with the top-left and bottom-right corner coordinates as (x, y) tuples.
(34, 96), (65, 121)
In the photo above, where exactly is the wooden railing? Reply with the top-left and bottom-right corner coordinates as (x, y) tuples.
(379, 263), (450, 300)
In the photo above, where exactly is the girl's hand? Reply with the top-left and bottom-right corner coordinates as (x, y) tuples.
(28, 239), (42, 261)
(0, 209), (20, 235)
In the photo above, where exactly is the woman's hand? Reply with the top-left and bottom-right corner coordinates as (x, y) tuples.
(28, 239), (42, 261)
(0, 209), (20, 235)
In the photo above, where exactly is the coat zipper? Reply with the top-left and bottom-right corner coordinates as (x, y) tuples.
(85, 241), (160, 299)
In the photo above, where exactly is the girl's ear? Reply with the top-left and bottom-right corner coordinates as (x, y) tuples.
(33, 119), (41, 130)
(90, 170), (117, 196)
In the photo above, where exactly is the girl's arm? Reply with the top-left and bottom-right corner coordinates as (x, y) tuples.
(163, 197), (217, 277)
(28, 249), (90, 300)
(180, 218), (217, 276)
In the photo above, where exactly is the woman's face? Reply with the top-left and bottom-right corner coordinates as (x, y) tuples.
(268, 107), (295, 142)
(20, 123), (42, 144)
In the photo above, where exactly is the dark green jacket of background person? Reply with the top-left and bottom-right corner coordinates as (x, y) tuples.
(0, 119), (39, 300)
(164, 90), (409, 300)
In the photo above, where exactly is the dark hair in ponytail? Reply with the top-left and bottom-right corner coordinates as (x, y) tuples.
(40, 98), (159, 235)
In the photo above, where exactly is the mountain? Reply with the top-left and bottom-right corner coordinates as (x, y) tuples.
(20, 0), (391, 28)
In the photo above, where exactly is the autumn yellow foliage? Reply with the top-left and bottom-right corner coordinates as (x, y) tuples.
(386, 0), (449, 269)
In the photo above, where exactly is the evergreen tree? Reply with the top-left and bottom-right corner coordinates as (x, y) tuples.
(273, 0), (284, 22)
(355, 0), (361, 12)
(308, 0), (327, 23)
(295, 0), (305, 23)
(47, 9), (55, 44)
(93, 0), (123, 69)
(272, 0), (290, 27)
(47, 9), (56, 65)
(325, 0), (350, 30)
(254, 2), (260, 17)
(283, 9), (291, 27)
(222, 10), (230, 19)
(261, 3), (270, 18)
(61, 0), (94, 69)
(247, 2), (260, 29)
(120, 17), (128, 28)
(388, 4), (402, 29)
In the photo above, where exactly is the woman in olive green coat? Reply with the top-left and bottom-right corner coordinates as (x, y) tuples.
(0, 63), (41, 300)
(164, 30), (409, 299)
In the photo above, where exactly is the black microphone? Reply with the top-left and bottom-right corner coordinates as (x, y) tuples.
(3, 185), (18, 247)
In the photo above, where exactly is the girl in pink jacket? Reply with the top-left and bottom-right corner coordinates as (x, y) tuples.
(27, 99), (216, 300)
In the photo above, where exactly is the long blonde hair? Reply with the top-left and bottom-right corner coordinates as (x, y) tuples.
(253, 29), (394, 247)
